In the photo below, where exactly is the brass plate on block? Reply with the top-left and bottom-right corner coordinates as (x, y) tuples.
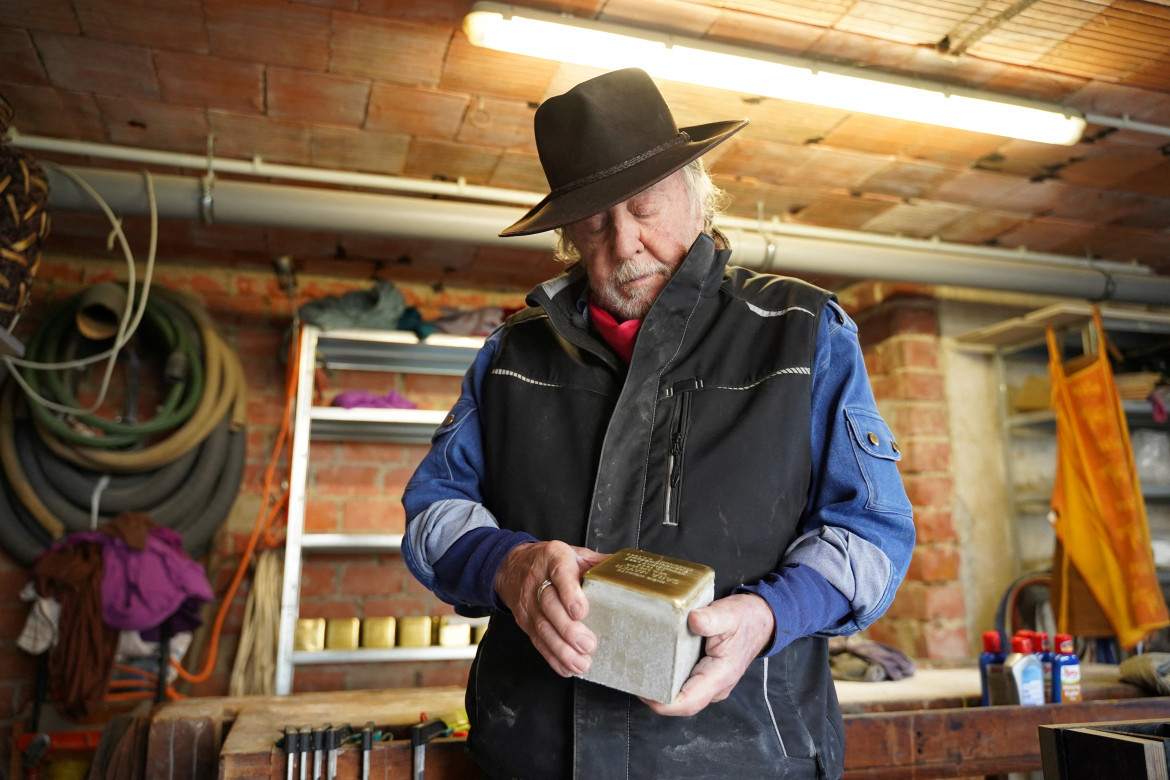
(362, 617), (396, 648)
(398, 616), (433, 647)
(325, 618), (360, 650)
(294, 618), (326, 652)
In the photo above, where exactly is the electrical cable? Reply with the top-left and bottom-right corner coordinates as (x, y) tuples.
(229, 548), (282, 696)
(2, 164), (158, 416)
(171, 324), (300, 686)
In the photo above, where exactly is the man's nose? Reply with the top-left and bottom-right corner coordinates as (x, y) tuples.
(611, 210), (643, 258)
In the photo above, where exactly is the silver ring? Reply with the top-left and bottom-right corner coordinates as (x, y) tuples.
(536, 579), (554, 601)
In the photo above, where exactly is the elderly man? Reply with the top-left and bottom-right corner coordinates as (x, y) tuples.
(402, 68), (915, 779)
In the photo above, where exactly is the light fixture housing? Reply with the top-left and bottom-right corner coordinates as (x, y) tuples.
(463, 2), (1087, 146)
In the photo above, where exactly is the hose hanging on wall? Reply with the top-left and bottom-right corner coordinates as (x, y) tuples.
(0, 282), (247, 564)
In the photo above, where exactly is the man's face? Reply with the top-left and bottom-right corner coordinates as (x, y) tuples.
(565, 172), (702, 321)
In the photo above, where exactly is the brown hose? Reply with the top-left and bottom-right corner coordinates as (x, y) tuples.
(0, 382), (63, 537)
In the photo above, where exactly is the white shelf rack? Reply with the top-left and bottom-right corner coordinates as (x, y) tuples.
(275, 325), (483, 694)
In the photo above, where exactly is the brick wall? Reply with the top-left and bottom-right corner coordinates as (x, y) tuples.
(840, 281), (969, 660)
(0, 257), (968, 769)
(0, 251), (525, 767)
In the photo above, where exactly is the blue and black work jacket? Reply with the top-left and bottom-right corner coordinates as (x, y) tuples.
(403, 233), (916, 779)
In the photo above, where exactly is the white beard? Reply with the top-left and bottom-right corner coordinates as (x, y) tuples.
(591, 256), (673, 321)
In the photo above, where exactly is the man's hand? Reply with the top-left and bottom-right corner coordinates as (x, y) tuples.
(642, 592), (776, 717)
(494, 540), (608, 678)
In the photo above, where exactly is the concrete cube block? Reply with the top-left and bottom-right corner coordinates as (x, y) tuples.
(579, 548), (715, 703)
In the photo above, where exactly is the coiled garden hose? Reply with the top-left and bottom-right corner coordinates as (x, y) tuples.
(29, 286), (246, 473)
(0, 283), (248, 562)
(21, 291), (202, 446)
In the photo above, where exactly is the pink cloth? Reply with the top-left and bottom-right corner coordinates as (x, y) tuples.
(587, 300), (643, 365)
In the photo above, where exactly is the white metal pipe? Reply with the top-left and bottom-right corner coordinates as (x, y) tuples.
(14, 132), (1155, 275)
(10, 129), (543, 207)
(44, 165), (1170, 305)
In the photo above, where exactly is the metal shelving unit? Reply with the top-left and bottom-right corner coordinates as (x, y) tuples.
(274, 325), (483, 695)
(956, 302), (1170, 573)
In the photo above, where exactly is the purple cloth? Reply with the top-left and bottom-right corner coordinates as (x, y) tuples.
(332, 389), (418, 409)
(61, 526), (213, 637)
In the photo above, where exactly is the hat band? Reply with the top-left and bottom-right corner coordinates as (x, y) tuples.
(548, 131), (691, 199)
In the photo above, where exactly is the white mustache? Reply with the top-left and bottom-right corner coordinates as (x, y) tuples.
(614, 258), (670, 285)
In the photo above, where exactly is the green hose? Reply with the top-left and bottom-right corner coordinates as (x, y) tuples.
(19, 289), (202, 447)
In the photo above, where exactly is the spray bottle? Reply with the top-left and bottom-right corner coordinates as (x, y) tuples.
(1035, 632), (1055, 703)
(1051, 633), (1082, 703)
(1004, 635), (1045, 706)
(979, 631), (1007, 706)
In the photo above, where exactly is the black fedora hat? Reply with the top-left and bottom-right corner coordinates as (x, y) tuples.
(500, 68), (747, 237)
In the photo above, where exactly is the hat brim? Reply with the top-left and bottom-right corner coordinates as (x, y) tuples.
(499, 118), (747, 238)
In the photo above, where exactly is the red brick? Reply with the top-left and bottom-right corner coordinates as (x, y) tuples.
(346, 662), (419, 691)
(898, 438), (951, 475)
(902, 474), (954, 508)
(291, 667), (346, 693)
(73, 0), (207, 51)
(340, 564), (400, 596)
(886, 336), (940, 370)
(312, 125), (410, 175)
(0, 82), (106, 140)
(906, 545), (961, 582)
(1, 0), (79, 33)
(343, 499), (406, 533)
(856, 302), (940, 347)
(314, 466), (382, 495)
(208, 110), (312, 165)
(204, 0), (330, 70)
(382, 466), (419, 495)
(381, 596), (434, 615)
(338, 441), (412, 464)
(367, 82), (468, 139)
(0, 26), (48, 84)
(418, 663), (472, 689)
(358, 0), (467, 26)
(923, 584), (967, 620)
(299, 563), (338, 596)
(879, 583), (923, 620)
(869, 374), (896, 401)
(155, 51), (263, 113)
(34, 32), (160, 100)
(913, 507), (958, 544)
(921, 621), (970, 660)
(894, 369), (945, 401)
(267, 67), (370, 127)
(304, 499), (339, 533)
(247, 395), (290, 428)
(887, 402), (949, 437)
(330, 13), (449, 86)
(298, 599), (359, 619)
(97, 93), (216, 152)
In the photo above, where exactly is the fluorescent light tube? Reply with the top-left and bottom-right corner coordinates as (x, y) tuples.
(464, 2), (1087, 145)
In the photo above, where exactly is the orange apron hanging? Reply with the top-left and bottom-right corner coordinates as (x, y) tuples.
(1047, 307), (1168, 649)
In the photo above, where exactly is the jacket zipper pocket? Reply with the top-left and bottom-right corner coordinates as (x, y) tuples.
(663, 392), (690, 527)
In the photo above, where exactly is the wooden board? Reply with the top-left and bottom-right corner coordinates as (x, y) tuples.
(146, 667), (1163, 780)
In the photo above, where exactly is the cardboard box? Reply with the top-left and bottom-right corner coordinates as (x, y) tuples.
(579, 548), (714, 703)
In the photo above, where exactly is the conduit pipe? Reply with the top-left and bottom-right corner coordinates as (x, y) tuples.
(44, 164), (1170, 306)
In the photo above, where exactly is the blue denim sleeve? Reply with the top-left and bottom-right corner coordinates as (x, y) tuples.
(401, 328), (536, 611)
(739, 300), (915, 656)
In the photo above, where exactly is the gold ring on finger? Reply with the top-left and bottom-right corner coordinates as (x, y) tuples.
(536, 579), (554, 601)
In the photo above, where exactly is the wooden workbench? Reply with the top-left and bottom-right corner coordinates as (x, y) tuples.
(146, 664), (1170, 779)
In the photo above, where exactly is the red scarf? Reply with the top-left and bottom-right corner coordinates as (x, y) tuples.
(587, 300), (643, 365)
